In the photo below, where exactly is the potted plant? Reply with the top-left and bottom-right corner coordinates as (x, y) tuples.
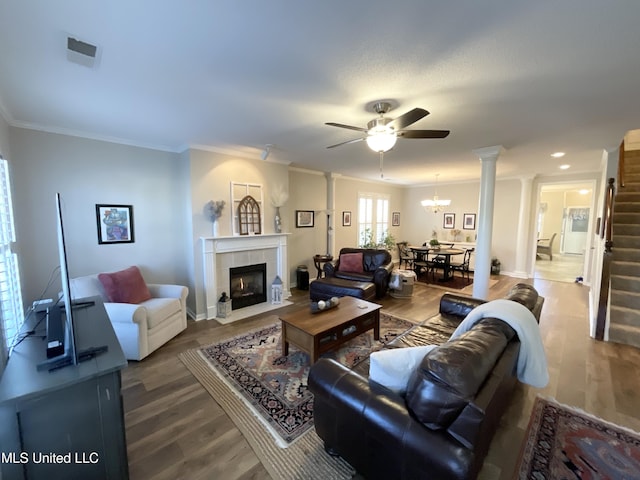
(380, 230), (395, 250)
(429, 238), (440, 250)
(359, 228), (395, 250)
(491, 257), (501, 275)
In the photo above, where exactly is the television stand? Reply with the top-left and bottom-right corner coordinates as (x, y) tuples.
(0, 297), (129, 479)
(38, 344), (109, 372)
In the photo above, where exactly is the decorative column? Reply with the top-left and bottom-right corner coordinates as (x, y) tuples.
(472, 145), (503, 299)
(325, 172), (339, 256)
(514, 175), (535, 277)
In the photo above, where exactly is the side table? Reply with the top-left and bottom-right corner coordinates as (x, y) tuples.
(313, 254), (333, 279)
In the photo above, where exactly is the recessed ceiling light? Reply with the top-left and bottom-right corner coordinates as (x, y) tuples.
(551, 152), (566, 158)
(579, 189), (590, 194)
(559, 164), (570, 170)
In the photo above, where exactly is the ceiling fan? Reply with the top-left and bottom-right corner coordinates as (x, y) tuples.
(325, 101), (450, 152)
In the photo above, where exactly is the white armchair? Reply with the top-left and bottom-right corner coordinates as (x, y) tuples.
(70, 274), (188, 360)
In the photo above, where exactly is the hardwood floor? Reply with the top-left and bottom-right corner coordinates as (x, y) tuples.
(121, 276), (640, 480)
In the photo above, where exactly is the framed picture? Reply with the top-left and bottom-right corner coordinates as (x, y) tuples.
(392, 211), (400, 226)
(342, 211), (351, 226)
(463, 213), (476, 230)
(295, 210), (314, 228)
(96, 204), (134, 244)
(443, 213), (455, 229)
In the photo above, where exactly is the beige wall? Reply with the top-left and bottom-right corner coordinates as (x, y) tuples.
(187, 148), (290, 317)
(404, 179), (522, 274)
(4, 123), (603, 322)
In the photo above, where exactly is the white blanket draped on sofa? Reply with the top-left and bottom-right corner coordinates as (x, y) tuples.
(451, 299), (549, 388)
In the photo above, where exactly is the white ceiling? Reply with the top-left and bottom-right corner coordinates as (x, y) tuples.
(1, 1), (639, 186)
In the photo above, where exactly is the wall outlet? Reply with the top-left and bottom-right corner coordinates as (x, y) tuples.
(33, 299), (54, 312)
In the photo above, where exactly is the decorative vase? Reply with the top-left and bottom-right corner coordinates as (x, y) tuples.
(212, 219), (219, 237)
(274, 206), (282, 233)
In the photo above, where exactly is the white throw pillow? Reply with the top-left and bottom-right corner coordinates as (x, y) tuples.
(369, 345), (437, 395)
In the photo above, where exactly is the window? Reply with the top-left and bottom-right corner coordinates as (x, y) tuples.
(0, 157), (24, 363)
(357, 193), (389, 247)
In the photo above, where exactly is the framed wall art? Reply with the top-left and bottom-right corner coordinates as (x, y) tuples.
(342, 211), (351, 226)
(443, 213), (455, 229)
(463, 213), (476, 230)
(392, 212), (400, 226)
(96, 204), (134, 244)
(295, 210), (314, 228)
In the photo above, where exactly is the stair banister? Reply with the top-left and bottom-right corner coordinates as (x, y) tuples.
(595, 177), (615, 340)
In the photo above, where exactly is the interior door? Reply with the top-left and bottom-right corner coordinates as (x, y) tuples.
(562, 207), (589, 254)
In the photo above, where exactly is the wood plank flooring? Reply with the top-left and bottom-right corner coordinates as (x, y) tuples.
(121, 276), (640, 480)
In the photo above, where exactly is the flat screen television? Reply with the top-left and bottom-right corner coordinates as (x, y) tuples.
(37, 193), (106, 371)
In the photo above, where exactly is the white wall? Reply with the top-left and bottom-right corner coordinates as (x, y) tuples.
(9, 128), (191, 308)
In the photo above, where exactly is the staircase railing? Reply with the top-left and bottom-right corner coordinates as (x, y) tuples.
(595, 177), (615, 340)
(619, 140), (626, 188)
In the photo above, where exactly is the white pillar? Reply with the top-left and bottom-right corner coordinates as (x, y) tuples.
(514, 175), (535, 277)
(472, 146), (503, 299)
(325, 172), (337, 256)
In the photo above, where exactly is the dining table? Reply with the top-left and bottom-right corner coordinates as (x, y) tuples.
(409, 246), (465, 282)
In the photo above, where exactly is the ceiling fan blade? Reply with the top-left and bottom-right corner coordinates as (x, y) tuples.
(325, 122), (368, 133)
(398, 129), (450, 139)
(387, 108), (429, 130)
(327, 137), (365, 149)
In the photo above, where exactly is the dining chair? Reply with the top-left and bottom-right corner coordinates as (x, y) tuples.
(396, 242), (414, 270)
(451, 248), (475, 280)
(426, 253), (446, 281)
(536, 233), (557, 260)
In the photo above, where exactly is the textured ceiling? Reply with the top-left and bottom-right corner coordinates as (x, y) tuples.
(1, 1), (638, 185)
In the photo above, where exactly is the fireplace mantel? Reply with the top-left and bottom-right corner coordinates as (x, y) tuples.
(201, 234), (291, 321)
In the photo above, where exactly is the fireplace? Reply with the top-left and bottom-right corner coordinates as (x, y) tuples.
(201, 234), (290, 321)
(229, 263), (267, 310)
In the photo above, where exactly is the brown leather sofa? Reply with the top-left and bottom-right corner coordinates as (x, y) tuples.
(308, 283), (544, 480)
(311, 247), (393, 300)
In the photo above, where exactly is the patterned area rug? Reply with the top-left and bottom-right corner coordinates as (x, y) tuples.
(191, 311), (412, 445)
(179, 311), (417, 480)
(516, 396), (640, 479)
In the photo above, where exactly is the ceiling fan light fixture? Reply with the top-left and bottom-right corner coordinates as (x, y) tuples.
(366, 129), (397, 153)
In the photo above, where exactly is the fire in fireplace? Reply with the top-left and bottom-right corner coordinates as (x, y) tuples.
(229, 263), (267, 310)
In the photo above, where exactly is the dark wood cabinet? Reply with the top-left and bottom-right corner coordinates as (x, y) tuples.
(0, 298), (129, 479)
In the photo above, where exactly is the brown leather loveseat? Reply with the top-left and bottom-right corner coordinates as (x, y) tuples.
(308, 283), (544, 480)
(310, 248), (394, 301)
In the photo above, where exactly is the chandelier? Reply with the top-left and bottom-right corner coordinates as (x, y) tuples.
(421, 174), (451, 213)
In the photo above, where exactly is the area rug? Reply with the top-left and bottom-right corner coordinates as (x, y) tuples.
(417, 270), (473, 290)
(516, 396), (640, 479)
(179, 311), (417, 480)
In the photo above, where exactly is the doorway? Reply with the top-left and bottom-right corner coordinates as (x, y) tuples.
(533, 182), (595, 283)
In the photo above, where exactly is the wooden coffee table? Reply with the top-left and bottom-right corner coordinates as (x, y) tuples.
(279, 296), (382, 364)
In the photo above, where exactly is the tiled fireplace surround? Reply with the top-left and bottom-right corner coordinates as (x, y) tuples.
(201, 234), (291, 321)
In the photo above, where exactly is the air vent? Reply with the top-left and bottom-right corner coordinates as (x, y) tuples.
(67, 37), (97, 58)
(66, 35), (99, 68)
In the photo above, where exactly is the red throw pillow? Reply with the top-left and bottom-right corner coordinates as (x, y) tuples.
(339, 252), (364, 273)
(98, 266), (152, 304)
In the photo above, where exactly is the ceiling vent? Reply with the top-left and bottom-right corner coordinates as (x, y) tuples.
(66, 36), (99, 68)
